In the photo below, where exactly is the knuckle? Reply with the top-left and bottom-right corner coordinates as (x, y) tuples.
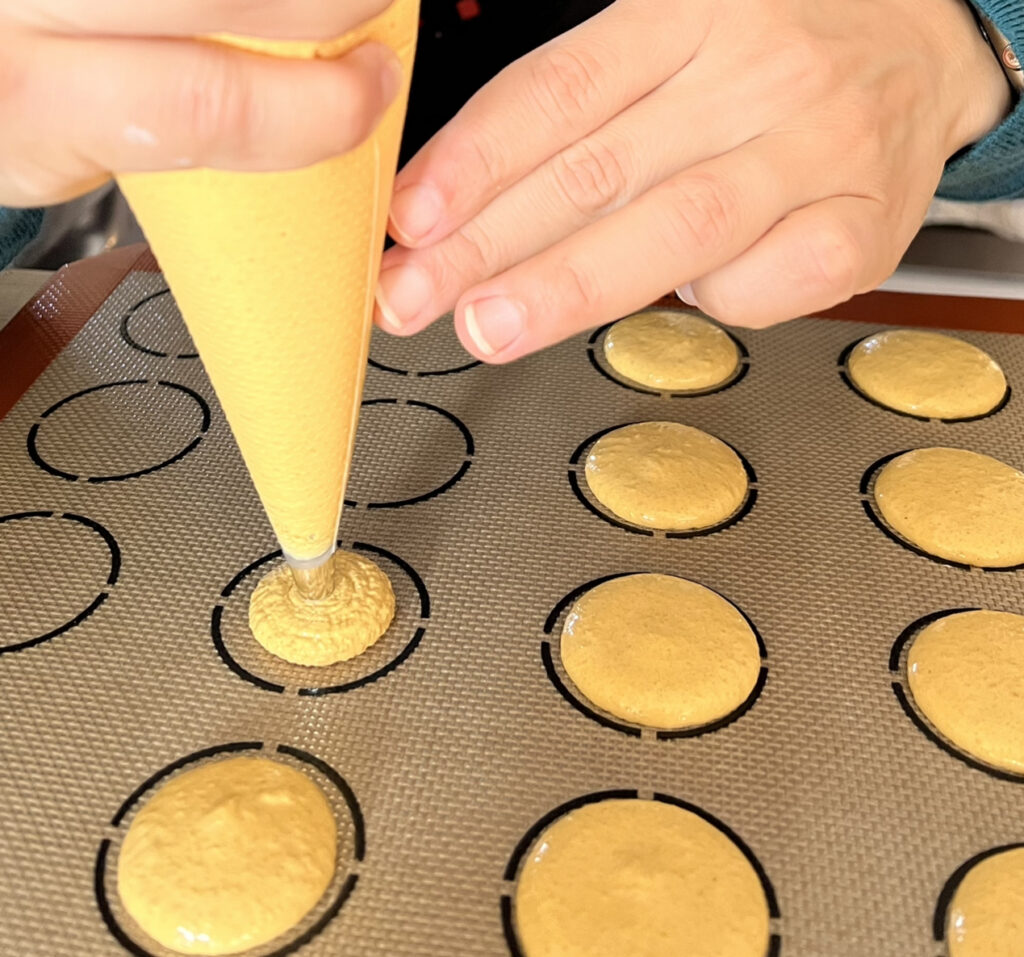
(445, 123), (508, 192)
(306, 0), (394, 40)
(804, 219), (864, 296)
(1, 160), (57, 205)
(561, 257), (602, 312)
(698, 278), (783, 329)
(528, 46), (604, 126)
(0, 60), (59, 204)
(436, 222), (499, 289)
(774, 33), (836, 94)
(696, 288), (737, 325)
(358, 0), (394, 22)
(216, 0), (277, 18)
(837, 92), (882, 148)
(552, 137), (630, 217)
(693, 279), (742, 326)
(0, 48), (28, 105)
(6, 3), (74, 32)
(331, 66), (381, 147)
(664, 172), (739, 253)
(176, 48), (258, 161)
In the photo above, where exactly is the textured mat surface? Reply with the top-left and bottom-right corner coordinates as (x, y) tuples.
(2, 272), (1024, 956)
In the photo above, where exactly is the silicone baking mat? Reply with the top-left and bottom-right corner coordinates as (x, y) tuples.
(2, 260), (1024, 957)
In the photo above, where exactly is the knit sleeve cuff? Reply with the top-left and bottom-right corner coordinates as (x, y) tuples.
(938, 0), (1024, 201)
(0, 208), (44, 270)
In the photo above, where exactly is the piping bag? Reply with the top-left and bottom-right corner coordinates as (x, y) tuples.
(117, 0), (419, 598)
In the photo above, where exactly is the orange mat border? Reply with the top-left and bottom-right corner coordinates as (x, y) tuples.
(1, 246), (1020, 421)
(650, 290), (1024, 332)
(0, 244), (160, 420)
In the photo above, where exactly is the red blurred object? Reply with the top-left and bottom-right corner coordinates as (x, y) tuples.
(456, 0), (481, 20)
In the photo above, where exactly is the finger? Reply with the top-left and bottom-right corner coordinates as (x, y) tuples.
(0, 171), (112, 209)
(375, 60), (783, 336)
(386, 0), (713, 247)
(3, 0), (394, 42)
(0, 35), (400, 204)
(687, 195), (901, 327)
(445, 134), (834, 362)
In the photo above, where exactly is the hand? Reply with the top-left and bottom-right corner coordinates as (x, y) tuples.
(375, 0), (1010, 361)
(0, 0), (402, 206)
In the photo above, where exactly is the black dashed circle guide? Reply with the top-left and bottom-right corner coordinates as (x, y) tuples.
(586, 317), (751, 399)
(211, 541), (431, 696)
(501, 790), (781, 957)
(0, 510), (120, 654)
(95, 741), (364, 957)
(860, 452), (1024, 573)
(567, 423), (758, 539)
(837, 337), (1011, 423)
(119, 289), (198, 359)
(367, 318), (482, 377)
(28, 379), (210, 483)
(889, 608), (1024, 784)
(541, 574), (769, 739)
(932, 843), (1024, 949)
(345, 398), (474, 509)
(368, 356), (482, 377)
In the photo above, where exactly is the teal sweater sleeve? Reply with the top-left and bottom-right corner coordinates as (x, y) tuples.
(0, 207), (42, 269)
(939, 0), (1024, 201)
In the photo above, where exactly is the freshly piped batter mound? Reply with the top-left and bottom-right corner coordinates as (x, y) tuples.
(117, 756), (337, 955)
(585, 422), (748, 531)
(947, 846), (1024, 957)
(908, 610), (1024, 774)
(514, 799), (770, 957)
(603, 309), (740, 391)
(250, 549), (395, 666)
(873, 448), (1024, 567)
(560, 574), (761, 729)
(848, 329), (1006, 419)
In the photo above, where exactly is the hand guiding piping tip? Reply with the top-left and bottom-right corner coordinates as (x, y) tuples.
(375, 262), (433, 331)
(462, 296), (526, 357)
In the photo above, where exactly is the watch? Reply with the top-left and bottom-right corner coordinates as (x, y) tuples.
(964, 1), (1024, 97)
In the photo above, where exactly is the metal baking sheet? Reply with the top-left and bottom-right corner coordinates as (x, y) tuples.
(2, 270), (1024, 957)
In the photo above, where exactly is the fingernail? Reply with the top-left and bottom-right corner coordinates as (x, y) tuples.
(376, 263), (433, 331)
(463, 296), (526, 356)
(675, 283), (699, 308)
(390, 183), (444, 243)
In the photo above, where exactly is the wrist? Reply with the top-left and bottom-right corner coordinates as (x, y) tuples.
(933, 0), (1013, 153)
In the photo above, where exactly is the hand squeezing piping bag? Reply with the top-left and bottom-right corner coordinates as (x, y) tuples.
(117, 0), (419, 596)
